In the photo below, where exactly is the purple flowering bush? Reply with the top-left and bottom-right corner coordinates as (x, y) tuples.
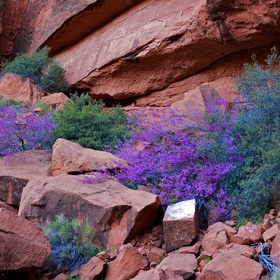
(0, 104), (56, 156)
(115, 102), (236, 222)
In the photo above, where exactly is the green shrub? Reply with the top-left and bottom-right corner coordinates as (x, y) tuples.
(52, 93), (129, 151)
(0, 46), (69, 93)
(43, 214), (98, 274)
(224, 47), (280, 220)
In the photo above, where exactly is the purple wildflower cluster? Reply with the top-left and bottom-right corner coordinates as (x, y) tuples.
(115, 97), (238, 222)
(0, 105), (56, 156)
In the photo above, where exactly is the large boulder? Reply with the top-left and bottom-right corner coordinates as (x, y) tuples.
(0, 207), (51, 272)
(0, 150), (52, 207)
(0, 73), (46, 103)
(163, 199), (199, 252)
(51, 138), (128, 176)
(79, 256), (107, 280)
(18, 174), (162, 249)
(198, 250), (264, 280)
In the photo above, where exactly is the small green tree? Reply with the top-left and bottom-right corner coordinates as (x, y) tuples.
(224, 47), (280, 220)
(52, 93), (128, 151)
(0, 46), (69, 93)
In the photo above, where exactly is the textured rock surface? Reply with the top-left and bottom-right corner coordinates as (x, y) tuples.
(0, 0), (5, 34)
(105, 243), (148, 280)
(0, 73), (46, 103)
(163, 200), (199, 252)
(0, 0), (28, 63)
(18, 174), (162, 249)
(0, 207), (51, 272)
(201, 222), (234, 254)
(12, 0), (143, 56)
(50, 0), (280, 105)
(51, 138), (128, 176)
(0, 150), (52, 206)
(198, 250), (264, 280)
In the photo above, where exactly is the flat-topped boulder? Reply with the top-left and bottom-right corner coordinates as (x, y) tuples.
(18, 174), (162, 249)
(163, 199), (199, 252)
(51, 138), (128, 176)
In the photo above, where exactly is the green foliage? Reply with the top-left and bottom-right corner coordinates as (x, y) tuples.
(0, 46), (69, 93)
(52, 93), (129, 151)
(0, 96), (23, 108)
(43, 214), (98, 274)
(205, 257), (212, 264)
(224, 47), (280, 220)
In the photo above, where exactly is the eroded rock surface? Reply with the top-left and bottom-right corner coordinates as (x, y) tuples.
(0, 0), (28, 63)
(0, 207), (51, 272)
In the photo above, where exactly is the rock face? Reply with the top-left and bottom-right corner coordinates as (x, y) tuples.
(163, 199), (199, 252)
(18, 174), (162, 249)
(51, 138), (128, 176)
(0, 150), (52, 207)
(11, 0), (143, 56)
(0, 73), (46, 103)
(0, 207), (51, 272)
(0, 0), (28, 63)
(51, 0), (280, 105)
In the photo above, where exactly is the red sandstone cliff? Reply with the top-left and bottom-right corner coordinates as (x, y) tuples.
(1, 0), (280, 105)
